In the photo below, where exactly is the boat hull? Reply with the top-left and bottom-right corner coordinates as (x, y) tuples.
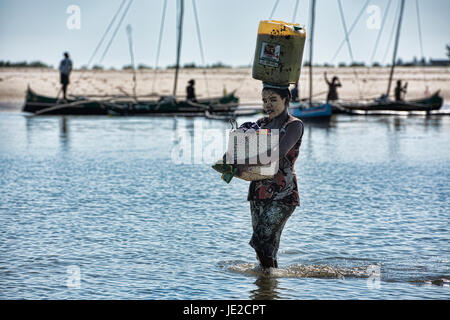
(332, 91), (443, 113)
(23, 89), (108, 115)
(22, 87), (239, 116)
(289, 102), (333, 119)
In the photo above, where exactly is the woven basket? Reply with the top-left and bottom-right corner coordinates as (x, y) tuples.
(236, 161), (278, 181)
(213, 159), (278, 181)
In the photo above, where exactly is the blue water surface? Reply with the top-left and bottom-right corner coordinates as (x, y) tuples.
(0, 111), (449, 299)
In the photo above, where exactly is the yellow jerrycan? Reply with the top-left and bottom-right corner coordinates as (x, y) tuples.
(252, 20), (306, 86)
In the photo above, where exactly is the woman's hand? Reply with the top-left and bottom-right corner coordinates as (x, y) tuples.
(222, 152), (233, 164)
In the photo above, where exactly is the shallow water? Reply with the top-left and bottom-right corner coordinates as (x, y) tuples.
(0, 111), (449, 299)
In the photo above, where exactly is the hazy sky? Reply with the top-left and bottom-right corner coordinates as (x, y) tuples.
(0, 0), (449, 68)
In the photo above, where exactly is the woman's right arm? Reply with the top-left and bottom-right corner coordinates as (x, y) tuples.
(324, 72), (330, 85)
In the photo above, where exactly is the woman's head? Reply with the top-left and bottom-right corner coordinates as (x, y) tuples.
(262, 87), (291, 119)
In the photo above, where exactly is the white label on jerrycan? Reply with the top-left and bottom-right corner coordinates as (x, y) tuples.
(259, 42), (281, 67)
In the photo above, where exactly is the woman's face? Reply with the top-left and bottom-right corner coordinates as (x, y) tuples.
(262, 90), (286, 119)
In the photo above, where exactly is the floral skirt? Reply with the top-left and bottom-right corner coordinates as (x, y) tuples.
(249, 200), (296, 260)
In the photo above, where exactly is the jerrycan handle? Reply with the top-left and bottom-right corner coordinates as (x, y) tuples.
(229, 118), (238, 131)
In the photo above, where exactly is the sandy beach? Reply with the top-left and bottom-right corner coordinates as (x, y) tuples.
(0, 66), (449, 110)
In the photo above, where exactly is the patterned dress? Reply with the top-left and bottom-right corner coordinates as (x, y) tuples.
(247, 115), (303, 206)
(247, 114), (304, 260)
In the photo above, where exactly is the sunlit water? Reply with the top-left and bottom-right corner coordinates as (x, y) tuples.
(0, 110), (449, 299)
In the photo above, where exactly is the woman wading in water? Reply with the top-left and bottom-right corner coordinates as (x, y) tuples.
(236, 84), (304, 270)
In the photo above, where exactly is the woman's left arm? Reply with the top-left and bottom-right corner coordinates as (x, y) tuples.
(245, 121), (304, 162)
(277, 121), (304, 157)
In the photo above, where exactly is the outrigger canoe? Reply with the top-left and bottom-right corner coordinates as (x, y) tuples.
(332, 91), (443, 114)
(22, 87), (240, 116)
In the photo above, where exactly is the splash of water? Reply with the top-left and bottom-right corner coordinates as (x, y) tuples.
(221, 261), (371, 279)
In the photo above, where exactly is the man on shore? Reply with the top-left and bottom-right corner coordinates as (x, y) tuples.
(59, 52), (72, 100)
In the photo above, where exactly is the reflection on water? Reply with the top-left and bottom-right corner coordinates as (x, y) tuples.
(59, 116), (69, 153)
(60, 116), (68, 136)
(0, 112), (449, 299)
(250, 276), (281, 300)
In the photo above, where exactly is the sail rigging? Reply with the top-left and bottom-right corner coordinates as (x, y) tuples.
(72, 0), (128, 89)
(308, 0), (316, 106)
(192, 0), (210, 97)
(381, 0), (401, 66)
(151, 0), (168, 94)
(337, 0), (363, 99)
(386, 0), (406, 97)
(173, 0), (184, 97)
(126, 24), (137, 99)
(360, 0), (392, 98)
(330, 0), (370, 64)
(269, 0), (280, 20)
(292, 0), (300, 23)
(99, 0), (134, 66)
(370, 0), (392, 65)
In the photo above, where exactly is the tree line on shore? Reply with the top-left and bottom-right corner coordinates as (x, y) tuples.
(1, 57), (448, 70)
(2, 43), (448, 70)
(0, 61), (53, 68)
(0, 60), (232, 70)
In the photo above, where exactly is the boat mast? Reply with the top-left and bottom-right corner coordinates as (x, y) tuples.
(386, 0), (405, 98)
(126, 24), (137, 98)
(309, 0), (316, 106)
(173, 0), (184, 97)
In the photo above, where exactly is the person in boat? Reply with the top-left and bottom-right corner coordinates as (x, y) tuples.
(234, 83), (304, 271)
(424, 86), (431, 98)
(290, 82), (299, 102)
(59, 52), (73, 100)
(324, 71), (342, 102)
(394, 80), (408, 101)
(186, 79), (197, 103)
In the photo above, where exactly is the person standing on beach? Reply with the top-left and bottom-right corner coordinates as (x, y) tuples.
(324, 71), (342, 102)
(186, 79), (197, 102)
(233, 84), (304, 271)
(59, 52), (72, 100)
